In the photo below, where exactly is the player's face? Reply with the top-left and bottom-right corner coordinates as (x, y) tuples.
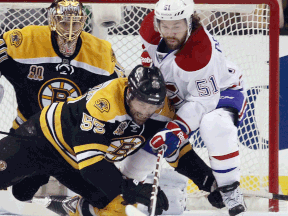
(159, 19), (188, 50)
(129, 98), (163, 125)
(55, 14), (86, 41)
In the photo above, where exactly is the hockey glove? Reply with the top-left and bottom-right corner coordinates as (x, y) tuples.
(121, 179), (169, 215)
(148, 120), (189, 157)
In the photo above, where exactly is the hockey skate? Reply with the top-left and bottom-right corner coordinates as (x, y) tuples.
(218, 181), (247, 216)
(32, 194), (135, 216)
(32, 195), (79, 215)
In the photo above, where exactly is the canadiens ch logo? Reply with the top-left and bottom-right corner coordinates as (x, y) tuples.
(38, 78), (81, 109)
(10, 30), (23, 47)
(94, 98), (110, 113)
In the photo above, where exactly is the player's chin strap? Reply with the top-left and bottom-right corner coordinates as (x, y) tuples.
(149, 145), (166, 216)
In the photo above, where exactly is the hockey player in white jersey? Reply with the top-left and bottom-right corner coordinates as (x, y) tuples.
(139, 0), (248, 215)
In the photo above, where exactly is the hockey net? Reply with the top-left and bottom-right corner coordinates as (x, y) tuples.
(0, 0), (280, 212)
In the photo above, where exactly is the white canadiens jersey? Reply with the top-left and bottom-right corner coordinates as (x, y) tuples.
(139, 11), (245, 131)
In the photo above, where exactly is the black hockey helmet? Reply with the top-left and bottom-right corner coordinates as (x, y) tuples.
(127, 65), (166, 106)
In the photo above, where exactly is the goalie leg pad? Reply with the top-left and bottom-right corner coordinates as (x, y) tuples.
(118, 149), (157, 182)
(200, 108), (241, 187)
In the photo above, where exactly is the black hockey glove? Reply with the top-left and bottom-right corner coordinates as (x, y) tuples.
(121, 179), (169, 215)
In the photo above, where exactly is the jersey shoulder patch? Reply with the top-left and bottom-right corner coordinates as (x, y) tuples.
(175, 26), (212, 72)
(77, 32), (115, 74)
(86, 78), (128, 122)
(139, 11), (161, 45)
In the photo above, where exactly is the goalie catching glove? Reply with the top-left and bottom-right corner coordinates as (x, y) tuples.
(121, 178), (169, 215)
(145, 117), (190, 157)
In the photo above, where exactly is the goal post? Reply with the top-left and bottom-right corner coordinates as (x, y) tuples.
(0, 0), (280, 212)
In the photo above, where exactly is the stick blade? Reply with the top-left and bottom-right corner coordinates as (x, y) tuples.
(125, 205), (147, 216)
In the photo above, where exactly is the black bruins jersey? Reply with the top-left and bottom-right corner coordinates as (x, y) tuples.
(40, 78), (175, 170)
(0, 26), (125, 129)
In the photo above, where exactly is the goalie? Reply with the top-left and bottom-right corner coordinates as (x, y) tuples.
(0, 0), (125, 131)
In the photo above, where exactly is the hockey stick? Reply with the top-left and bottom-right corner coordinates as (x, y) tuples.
(125, 146), (166, 216)
(0, 130), (32, 140)
(0, 130), (43, 141)
(149, 146), (166, 216)
(243, 190), (288, 201)
(0, 131), (14, 136)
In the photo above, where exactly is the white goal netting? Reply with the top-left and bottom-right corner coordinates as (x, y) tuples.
(0, 1), (281, 212)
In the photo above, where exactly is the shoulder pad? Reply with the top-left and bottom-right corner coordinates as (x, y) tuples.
(86, 78), (128, 122)
(175, 26), (212, 72)
(77, 32), (115, 75)
(139, 11), (161, 45)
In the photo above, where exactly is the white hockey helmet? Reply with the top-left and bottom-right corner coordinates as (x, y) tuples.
(154, 0), (195, 40)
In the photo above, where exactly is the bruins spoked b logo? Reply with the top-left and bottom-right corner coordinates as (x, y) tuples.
(38, 78), (81, 109)
(106, 135), (145, 162)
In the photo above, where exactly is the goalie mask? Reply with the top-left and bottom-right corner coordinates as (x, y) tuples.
(48, 0), (87, 56)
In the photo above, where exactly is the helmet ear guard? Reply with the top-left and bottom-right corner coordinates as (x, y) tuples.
(127, 65), (166, 106)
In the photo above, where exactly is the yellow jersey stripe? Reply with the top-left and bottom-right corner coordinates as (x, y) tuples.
(168, 144), (192, 168)
(0, 47), (7, 55)
(54, 102), (75, 156)
(12, 120), (20, 130)
(78, 155), (104, 170)
(17, 109), (27, 122)
(40, 105), (79, 169)
(0, 39), (5, 46)
(74, 143), (109, 154)
(0, 55), (8, 63)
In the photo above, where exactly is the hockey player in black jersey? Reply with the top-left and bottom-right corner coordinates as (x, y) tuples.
(0, 0), (125, 130)
(0, 65), (173, 216)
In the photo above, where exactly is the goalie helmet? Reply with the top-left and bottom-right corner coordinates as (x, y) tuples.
(47, 0), (87, 41)
(127, 65), (166, 106)
(154, 0), (194, 41)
